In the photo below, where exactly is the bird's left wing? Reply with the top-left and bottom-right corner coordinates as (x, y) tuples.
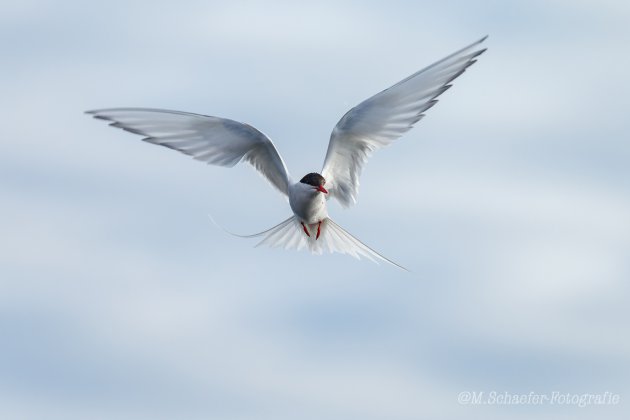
(87, 108), (291, 195)
(321, 36), (487, 207)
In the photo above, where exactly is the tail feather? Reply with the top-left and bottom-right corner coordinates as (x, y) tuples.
(209, 215), (407, 270)
(325, 218), (408, 270)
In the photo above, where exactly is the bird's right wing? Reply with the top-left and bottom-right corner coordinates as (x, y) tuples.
(86, 108), (291, 196)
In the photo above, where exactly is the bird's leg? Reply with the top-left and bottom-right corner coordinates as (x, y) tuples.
(316, 221), (322, 240)
(301, 222), (311, 237)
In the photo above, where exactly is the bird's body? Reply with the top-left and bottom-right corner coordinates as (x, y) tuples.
(289, 182), (328, 225)
(289, 172), (329, 226)
(87, 37), (488, 269)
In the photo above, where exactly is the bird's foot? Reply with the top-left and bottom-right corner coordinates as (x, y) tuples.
(316, 221), (322, 240)
(301, 222), (311, 237)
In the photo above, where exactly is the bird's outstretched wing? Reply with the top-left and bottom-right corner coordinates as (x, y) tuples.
(321, 36), (487, 207)
(86, 108), (291, 195)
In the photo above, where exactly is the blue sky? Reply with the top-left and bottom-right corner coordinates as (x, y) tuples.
(1, 0), (629, 419)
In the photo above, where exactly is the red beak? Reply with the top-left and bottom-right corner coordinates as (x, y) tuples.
(316, 185), (328, 194)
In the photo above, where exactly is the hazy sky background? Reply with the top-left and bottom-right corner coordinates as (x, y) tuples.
(1, 0), (629, 419)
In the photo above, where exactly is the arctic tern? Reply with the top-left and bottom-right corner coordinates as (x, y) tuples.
(87, 36), (487, 269)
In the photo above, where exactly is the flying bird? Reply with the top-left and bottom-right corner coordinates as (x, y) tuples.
(87, 36), (487, 269)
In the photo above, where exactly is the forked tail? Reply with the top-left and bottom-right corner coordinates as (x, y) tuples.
(209, 215), (407, 270)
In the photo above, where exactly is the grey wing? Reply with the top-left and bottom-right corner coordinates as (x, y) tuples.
(87, 108), (291, 195)
(321, 36), (487, 207)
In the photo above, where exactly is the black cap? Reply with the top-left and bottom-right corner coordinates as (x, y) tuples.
(300, 172), (326, 187)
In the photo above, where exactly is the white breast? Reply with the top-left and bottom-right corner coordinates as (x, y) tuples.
(289, 182), (329, 224)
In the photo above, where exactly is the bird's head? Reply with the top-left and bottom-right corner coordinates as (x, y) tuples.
(300, 172), (328, 194)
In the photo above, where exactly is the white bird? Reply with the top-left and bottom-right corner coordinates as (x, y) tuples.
(87, 36), (487, 270)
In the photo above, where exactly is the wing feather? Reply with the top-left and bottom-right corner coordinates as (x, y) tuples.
(322, 37), (487, 207)
(87, 108), (291, 195)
